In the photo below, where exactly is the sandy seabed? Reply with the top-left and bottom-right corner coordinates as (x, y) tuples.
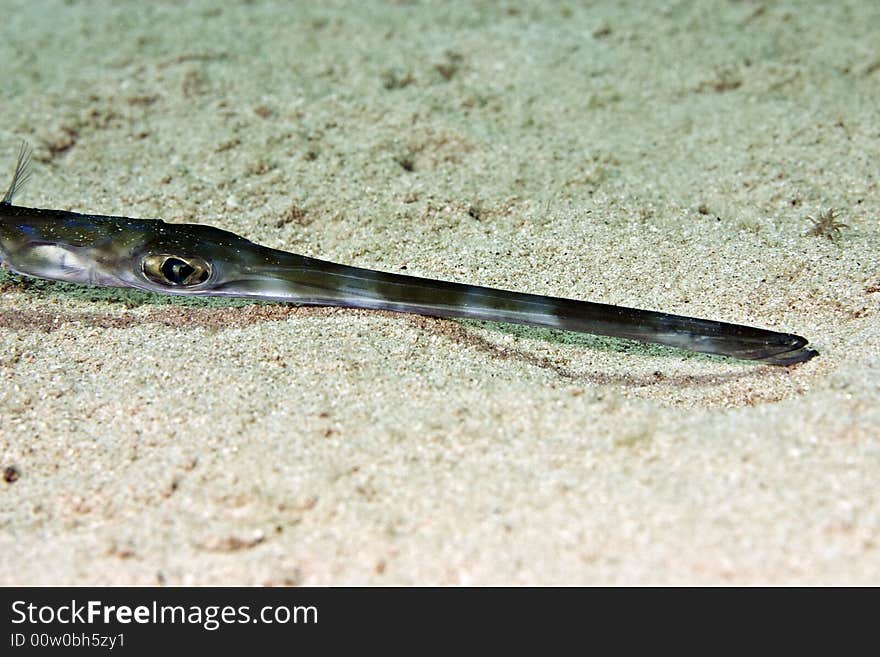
(0, 1), (877, 584)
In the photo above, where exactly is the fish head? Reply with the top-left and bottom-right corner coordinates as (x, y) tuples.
(1, 205), (325, 302)
(0, 206), (273, 294)
(130, 219), (322, 302)
(128, 220), (291, 296)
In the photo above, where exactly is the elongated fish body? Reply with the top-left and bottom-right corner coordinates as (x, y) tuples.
(0, 146), (817, 365)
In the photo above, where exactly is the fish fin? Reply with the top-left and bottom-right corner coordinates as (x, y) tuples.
(2, 141), (33, 205)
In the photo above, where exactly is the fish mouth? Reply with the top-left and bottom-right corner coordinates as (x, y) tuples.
(763, 347), (819, 365)
(753, 334), (819, 366)
(695, 329), (818, 366)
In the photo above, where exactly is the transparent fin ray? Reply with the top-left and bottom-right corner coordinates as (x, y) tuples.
(2, 141), (32, 205)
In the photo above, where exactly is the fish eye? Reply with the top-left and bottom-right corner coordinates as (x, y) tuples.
(142, 254), (211, 287)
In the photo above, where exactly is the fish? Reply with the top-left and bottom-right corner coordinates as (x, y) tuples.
(0, 142), (817, 365)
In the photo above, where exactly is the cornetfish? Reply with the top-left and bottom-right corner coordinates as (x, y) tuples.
(0, 143), (817, 365)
